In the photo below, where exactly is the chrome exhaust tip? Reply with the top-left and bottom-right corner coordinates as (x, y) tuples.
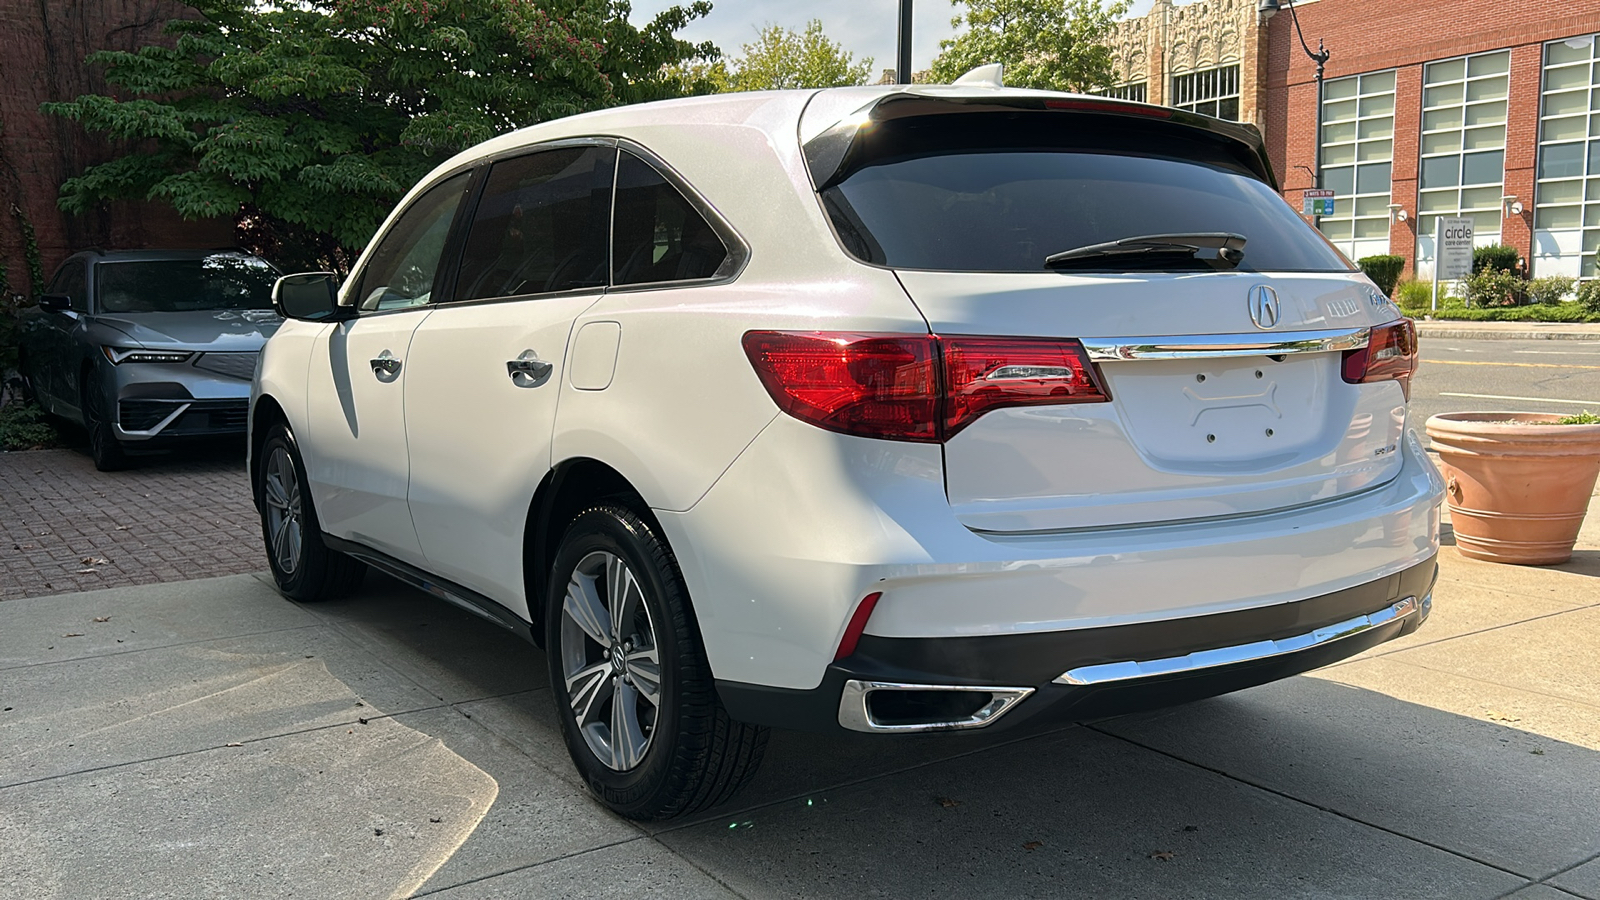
(837, 680), (1033, 733)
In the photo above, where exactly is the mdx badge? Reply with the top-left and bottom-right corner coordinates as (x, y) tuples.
(1248, 284), (1280, 329)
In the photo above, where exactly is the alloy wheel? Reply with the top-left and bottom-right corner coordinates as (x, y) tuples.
(559, 550), (663, 772)
(262, 445), (305, 576)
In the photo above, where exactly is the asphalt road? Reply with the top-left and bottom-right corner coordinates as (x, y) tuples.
(1412, 337), (1600, 435)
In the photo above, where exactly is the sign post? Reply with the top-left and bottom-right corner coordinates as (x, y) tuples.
(1302, 189), (1335, 217)
(1433, 216), (1474, 311)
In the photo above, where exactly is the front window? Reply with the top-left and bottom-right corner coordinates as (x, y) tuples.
(818, 112), (1351, 274)
(96, 255), (278, 313)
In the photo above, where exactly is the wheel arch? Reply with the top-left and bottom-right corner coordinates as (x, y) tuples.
(249, 394), (289, 510)
(524, 456), (666, 648)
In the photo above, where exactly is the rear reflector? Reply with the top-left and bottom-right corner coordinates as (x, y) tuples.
(835, 592), (882, 661)
(1342, 319), (1418, 399)
(742, 331), (1109, 442)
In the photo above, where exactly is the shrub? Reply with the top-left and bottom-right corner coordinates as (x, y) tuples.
(1395, 280), (1437, 311)
(1472, 243), (1520, 274)
(1578, 280), (1600, 314)
(0, 398), (59, 451)
(1427, 304), (1600, 322)
(1558, 411), (1600, 424)
(1525, 275), (1576, 305)
(1357, 255), (1405, 296)
(1462, 268), (1525, 307)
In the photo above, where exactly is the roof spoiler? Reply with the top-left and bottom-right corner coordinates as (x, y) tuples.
(802, 93), (1277, 192)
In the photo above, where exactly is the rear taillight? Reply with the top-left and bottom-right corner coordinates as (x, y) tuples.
(943, 337), (1109, 435)
(742, 331), (1110, 442)
(1342, 319), (1418, 399)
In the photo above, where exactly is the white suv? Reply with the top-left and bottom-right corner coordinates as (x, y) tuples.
(251, 78), (1444, 820)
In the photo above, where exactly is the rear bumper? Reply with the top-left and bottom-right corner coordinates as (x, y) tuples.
(662, 414), (1445, 692)
(717, 553), (1436, 733)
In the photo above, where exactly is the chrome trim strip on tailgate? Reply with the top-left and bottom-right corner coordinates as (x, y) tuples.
(1081, 327), (1368, 362)
(1053, 595), (1419, 686)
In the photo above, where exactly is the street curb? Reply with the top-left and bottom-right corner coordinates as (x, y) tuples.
(1414, 326), (1600, 341)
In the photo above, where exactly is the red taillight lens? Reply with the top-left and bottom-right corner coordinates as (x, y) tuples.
(742, 331), (1110, 442)
(1342, 319), (1418, 399)
(741, 332), (940, 442)
(943, 337), (1109, 436)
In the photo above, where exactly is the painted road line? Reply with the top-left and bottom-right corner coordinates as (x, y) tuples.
(1427, 357), (1600, 368)
(1439, 392), (1600, 406)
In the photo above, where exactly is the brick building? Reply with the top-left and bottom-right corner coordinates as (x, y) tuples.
(0, 0), (228, 298)
(1111, 0), (1600, 280)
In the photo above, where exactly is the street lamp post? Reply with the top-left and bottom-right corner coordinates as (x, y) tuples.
(898, 0), (914, 84)
(1258, 0), (1330, 225)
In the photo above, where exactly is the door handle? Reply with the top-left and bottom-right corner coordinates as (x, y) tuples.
(370, 351), (402, 380)
(507, 350), (553, 388)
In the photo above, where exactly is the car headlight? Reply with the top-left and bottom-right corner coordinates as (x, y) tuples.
(102, 346), (195, 365)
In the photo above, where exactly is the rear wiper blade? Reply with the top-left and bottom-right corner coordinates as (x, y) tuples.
(1044, 232), (1247, 270)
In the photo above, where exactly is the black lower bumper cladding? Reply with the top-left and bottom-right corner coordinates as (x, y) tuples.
(717, 554), (1438, 734)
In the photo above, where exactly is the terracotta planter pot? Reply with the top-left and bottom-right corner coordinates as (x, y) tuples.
(1425, 412), (1600, 565)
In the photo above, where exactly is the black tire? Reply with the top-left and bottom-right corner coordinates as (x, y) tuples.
(257, 424), (366, 602)
(546, 505), (767, 820)
(81, 376), (127, 472)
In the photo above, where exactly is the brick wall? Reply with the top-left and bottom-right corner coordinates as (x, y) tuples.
(0, 0), (231, 298)
(1262, 0), (1598, 278)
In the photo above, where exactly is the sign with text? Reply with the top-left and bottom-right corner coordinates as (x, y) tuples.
(1302, 189), (1335, 217)
(1435, 217), (1475, 280)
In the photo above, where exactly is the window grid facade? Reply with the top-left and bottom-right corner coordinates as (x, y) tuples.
(1317, 70), (1397, 259)
(1533, 34), (1600, 278)
(1416, 50), (1511, 259)
(1102, 82), (1149, 103)
(1171, 65), (1240, 120)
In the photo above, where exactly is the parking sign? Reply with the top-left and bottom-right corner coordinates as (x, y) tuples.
(1302, 189), (1335, 217)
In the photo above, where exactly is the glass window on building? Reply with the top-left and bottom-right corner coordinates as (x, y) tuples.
(1533, 34), (1600, 278)
(1416, 50), (1511, 276)
(1317, 70), (1396, 261)
(1102, 82), (1149, 103)
(1171, 65), (1240, 120)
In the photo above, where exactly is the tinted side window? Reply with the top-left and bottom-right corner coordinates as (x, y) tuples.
(612, 152), (728, 286)
(51, 261), (88, 312)
(454, 147), (613, 302)
(356, 172), (472, 311)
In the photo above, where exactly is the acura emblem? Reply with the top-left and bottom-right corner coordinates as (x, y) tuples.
(1248, 285), (1280, 329)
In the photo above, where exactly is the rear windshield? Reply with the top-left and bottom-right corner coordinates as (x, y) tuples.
(97, 256), (278, 313)
(819, 113), (1352, 274)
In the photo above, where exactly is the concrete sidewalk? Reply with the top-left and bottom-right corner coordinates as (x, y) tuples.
(1414, 319), (1600, 341)
(2, 497), (1598, 898)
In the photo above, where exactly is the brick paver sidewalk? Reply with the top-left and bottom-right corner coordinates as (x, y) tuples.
(0, 447), (263, 600)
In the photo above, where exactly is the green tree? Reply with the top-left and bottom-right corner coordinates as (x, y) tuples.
(42, 0), (719, 270)
(930, 0), (1129, 92)
(727, 20), (874, 91)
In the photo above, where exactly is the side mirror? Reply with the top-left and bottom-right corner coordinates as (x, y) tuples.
(38, 293), (71, 312)
(272, 272), (351, 322)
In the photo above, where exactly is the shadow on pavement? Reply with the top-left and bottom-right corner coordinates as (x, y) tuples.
(300, 576), (1600, 899)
